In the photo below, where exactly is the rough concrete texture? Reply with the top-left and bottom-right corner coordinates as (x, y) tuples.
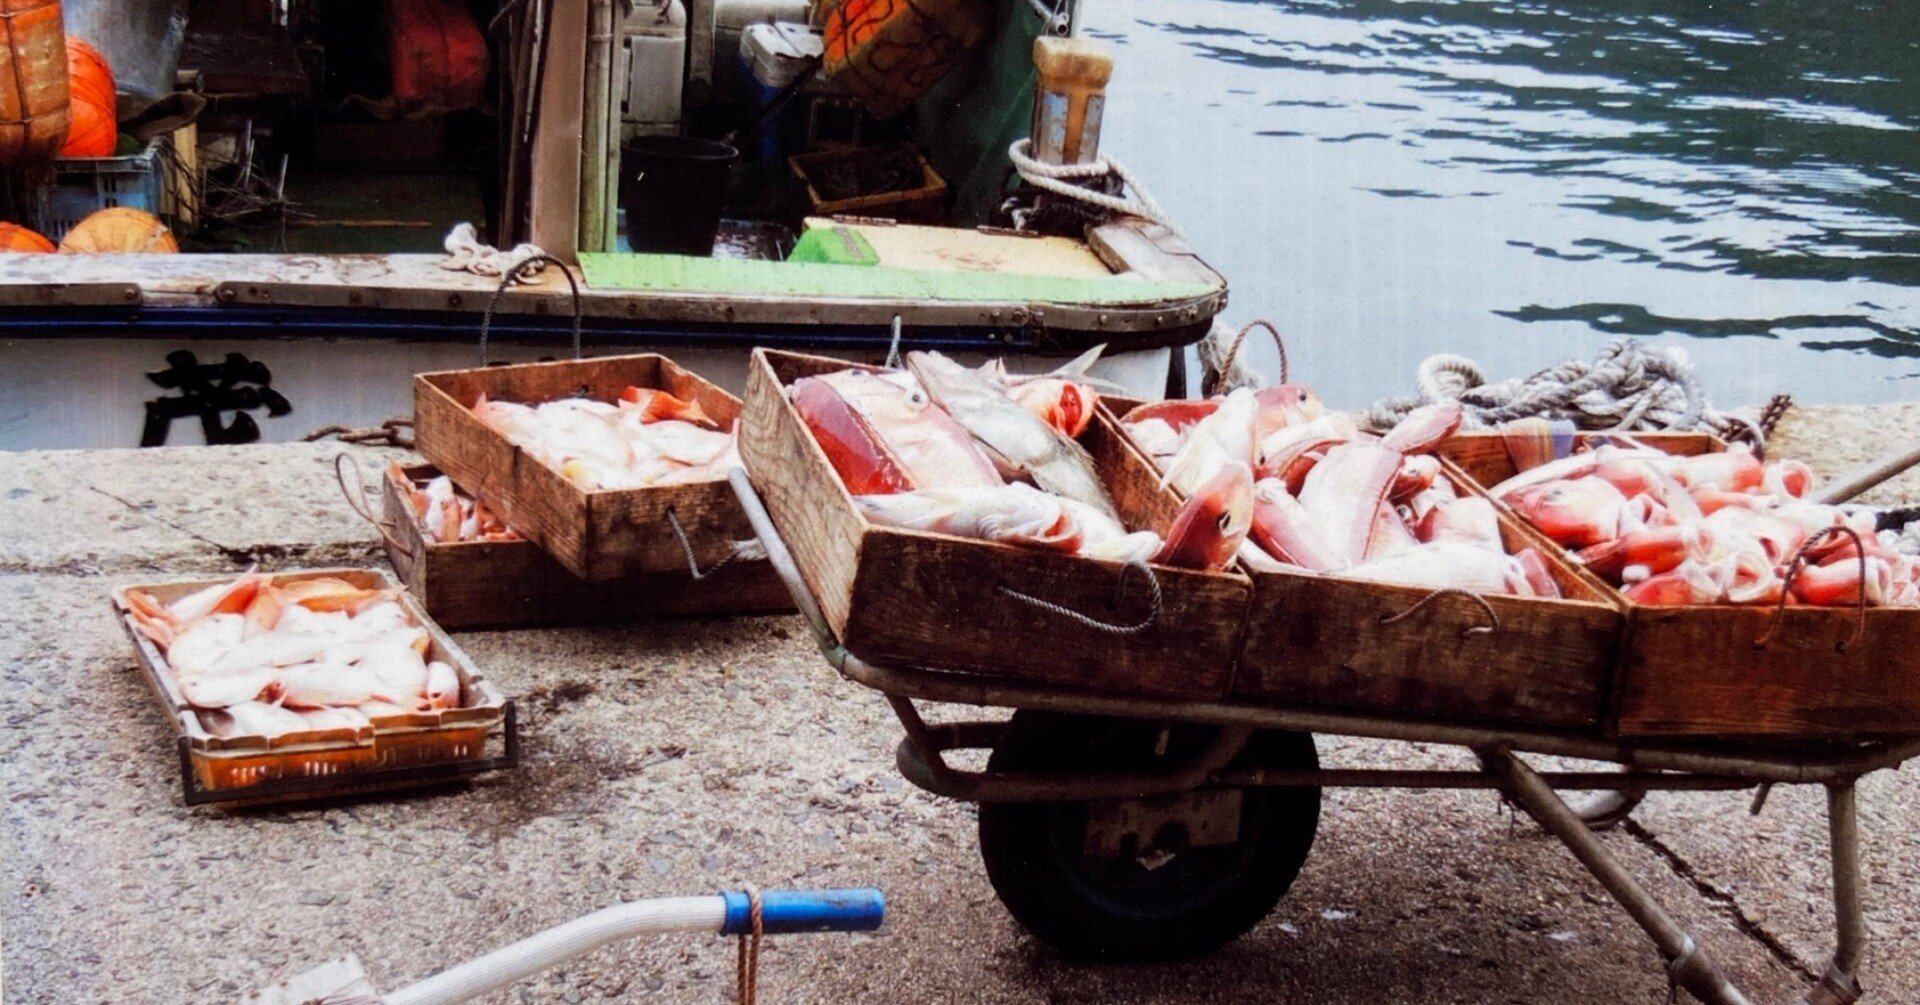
(1767, 401), (1920, 506)
(3, 405), (1917, 1004)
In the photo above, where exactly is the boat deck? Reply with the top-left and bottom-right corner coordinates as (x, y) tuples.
(1, 403), (1916, 1003)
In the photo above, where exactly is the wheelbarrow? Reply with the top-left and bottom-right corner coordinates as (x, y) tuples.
(245, 887), (883, 1004)
(726, 459), (1920, 1005)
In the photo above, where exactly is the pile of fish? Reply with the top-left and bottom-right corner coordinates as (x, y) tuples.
(1121, 387), (1565, 597)
(125, 574), (462, 739)
(1490, 444), (1920, 607)
(473, 386), (736, 491)
(790, 351), (1249, 571)
(392, 464), (520, 544)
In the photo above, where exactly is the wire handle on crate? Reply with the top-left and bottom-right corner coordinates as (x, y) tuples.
(1758, 525), (1869, 652)
(333, 453), (417, 566)
(666, 507), (744, 581)
(1380, 588), (1499, 638)
(996, 559), (1162, 635)
(478, 254), (584, 365)
(735, 885), (764, 1005)
(1213, 319), (1290, 394)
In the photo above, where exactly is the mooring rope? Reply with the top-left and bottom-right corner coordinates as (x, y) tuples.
(1007, 139), (1181, 236)
(1364, 338), (1751, 442)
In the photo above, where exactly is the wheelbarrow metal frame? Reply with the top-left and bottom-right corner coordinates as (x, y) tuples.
(729, 469), (1903, 1005)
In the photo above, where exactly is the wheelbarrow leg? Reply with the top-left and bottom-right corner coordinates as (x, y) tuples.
(1798, 781), (1866, 1005)
(1474, 747), (1753, 1005)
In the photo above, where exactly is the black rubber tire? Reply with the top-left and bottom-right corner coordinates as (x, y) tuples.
(977, 711), (1321, 961)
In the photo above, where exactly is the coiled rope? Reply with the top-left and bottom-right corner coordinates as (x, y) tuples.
(1007, 138), (1180, 236)
(1364, 338), (1756, 443)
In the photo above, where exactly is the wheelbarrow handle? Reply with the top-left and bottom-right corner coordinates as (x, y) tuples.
(727, 466), (840, 654)
(383, 888), (883, 1005)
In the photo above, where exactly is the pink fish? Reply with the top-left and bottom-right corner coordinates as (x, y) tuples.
(1252, 384), (1324, 440)
(1622, 560), (1724, 605)
(1248, 479), (1342, 572)
(1502, 479), (1628, 549)
(817, 369), (1004, 489)
(1379, 401), (1464, 455)
(1297, 440), (1402, 565)
(1154, 462), (1255, 572)
(1576, 525), (1704, 581)
(1009, 378), (1097, 439)
(790, 377), (915, 495)
(1416, 495), (1504, 549)
(1121, 398), (1220, 434)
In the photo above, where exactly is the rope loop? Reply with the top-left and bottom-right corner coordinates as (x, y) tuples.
(1379, 588), (1499, 637)
(735, 884), (764, 1005)
(665, 508), (743, 581)
(1217, 319), (1289, 388)
(1007, 139), (1181, 236)
(332, 453), (417, 564)
(1758, 525), (1869, 652)
(479, 254), (584, 365)
(995, 559), (1162, 635)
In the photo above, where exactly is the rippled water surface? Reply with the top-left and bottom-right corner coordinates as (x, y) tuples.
(1089, 0), (1920, 407)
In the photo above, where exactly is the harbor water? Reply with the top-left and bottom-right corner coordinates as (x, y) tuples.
(1091, 0), (1920, 408)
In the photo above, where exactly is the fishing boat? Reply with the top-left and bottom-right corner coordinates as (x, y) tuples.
(0, 0), (1226, 449)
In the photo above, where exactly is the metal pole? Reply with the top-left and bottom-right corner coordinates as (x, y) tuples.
(1475, 747), (1753, 1005)
(1813, 439), (1920, 504)
(1794, 782), (1868, 1005)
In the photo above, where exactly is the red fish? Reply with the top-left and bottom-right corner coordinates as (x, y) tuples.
(1122, 398), (1220, 433)
(1154, 462), (1255, 572)
(1503, 478), (1628, 549)
(1622, 561), (1723, 605)
(1510, 548), (1563, 599)
(619, 386), (716, 427)
(1669, 450), (1763, 493)
(1576, 525), (1701, 580)
(1296, 440), (1402, 565)
(1248, 478), (1342, 572)
(1009, 378), (1096, 439)
(1252, 384), (1324, 440)
(790, 377), (914, 495)
(1379, 401), (1464, 454)
(1791, 556), (1891, 607)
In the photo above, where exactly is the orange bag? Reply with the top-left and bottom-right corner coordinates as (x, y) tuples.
(59, 37), (114, 157)
(0, 0), (70, 170)
(821, 0), (993, 119)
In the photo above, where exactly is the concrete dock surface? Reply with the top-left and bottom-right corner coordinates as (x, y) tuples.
(3, 402), (1917, 1004)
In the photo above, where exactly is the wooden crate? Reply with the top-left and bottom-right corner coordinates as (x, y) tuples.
(1442, 432), (1920, 740)
(381, 464), (792, 629)
(1102, 403), (1621, 728)
(414, 354), (753, 581)
(110, 568), (516, 806)
(738, 349), (1253, 699)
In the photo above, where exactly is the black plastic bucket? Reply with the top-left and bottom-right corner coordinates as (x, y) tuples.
(620, 136), (739, 256)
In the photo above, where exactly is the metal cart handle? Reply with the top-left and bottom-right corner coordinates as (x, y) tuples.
(728, 467), (841, 654)
(384, 888), (883, 1005)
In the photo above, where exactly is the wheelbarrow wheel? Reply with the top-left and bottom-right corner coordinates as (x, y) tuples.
(977, 711), (1320, 961)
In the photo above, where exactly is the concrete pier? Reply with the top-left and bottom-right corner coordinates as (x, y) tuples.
(3, 403), (1916, 1004)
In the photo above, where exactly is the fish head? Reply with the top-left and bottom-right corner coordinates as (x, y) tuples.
(1155, 462), (1255, 572)
(1009, 378), (1096, 438)
(1122, 397), (1221, 434)
(1379, 401), (1465, 454)
(1253, 384), (1324, 436)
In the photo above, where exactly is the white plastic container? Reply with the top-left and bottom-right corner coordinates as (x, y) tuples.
(622, 0), (689, 138)
(740, 22), (822, 88)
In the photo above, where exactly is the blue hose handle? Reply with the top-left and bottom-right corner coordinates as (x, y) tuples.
(719, 888), (885, 935)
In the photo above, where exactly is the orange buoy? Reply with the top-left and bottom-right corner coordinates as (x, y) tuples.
(0, 221), (55, 251)
(57, 207), (177, 253)
(58, 37), (114, 157)
(0, 0), (71, 170)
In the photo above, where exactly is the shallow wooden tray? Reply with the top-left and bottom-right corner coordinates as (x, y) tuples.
(1442, 431), (1920, 740)
(1104, 402), (1622, 729)
(111, 568), (516, 806)
(414, 354), (751, 581)
(738, 349), (1253, 700)
(381, 464), (791, 629)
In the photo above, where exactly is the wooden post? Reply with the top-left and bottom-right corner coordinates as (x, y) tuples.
(530, 0), (586, 262)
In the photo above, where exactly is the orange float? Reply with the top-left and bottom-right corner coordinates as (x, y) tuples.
(57, 207), (177, 253)
(58, 36), (115, 158)
(0, 0), (71, 170)
(0, 221), (56, 252)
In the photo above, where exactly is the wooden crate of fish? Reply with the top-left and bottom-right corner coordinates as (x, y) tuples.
(111, 568), (515, 806)
(380, 463), (792, 629)
(413, 354), (752, 581)
(1442, 431), (1920, 739)
(1109, 393), (1625, 728)
(738, 348), (1254, 699)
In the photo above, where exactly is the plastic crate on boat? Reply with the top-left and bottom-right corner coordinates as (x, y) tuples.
(29, 135), (168, 242)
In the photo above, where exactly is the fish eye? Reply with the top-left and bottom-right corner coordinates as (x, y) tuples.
(1218, 511), (1233, 531)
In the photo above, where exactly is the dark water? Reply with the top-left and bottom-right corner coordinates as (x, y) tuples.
(1089, 0), (1920, 407)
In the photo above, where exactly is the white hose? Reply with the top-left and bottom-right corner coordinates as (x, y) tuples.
(1008, 138), (1181, 235)
(383, 897), (728, 1005)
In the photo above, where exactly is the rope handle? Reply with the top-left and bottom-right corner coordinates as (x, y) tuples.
(1379, 588), (1500, 638)
(665, 508), (743, 581)
(1756, 525), (1869, 652)
(478, 254), (584, 366)
(735, 885), (763, 1005)
(333, 453), (418, 565)
(995, 560), (1162, 635)
(1218, 319), (1290, 387)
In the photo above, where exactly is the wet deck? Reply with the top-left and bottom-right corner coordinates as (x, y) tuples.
(3, 402), (1917, 1004)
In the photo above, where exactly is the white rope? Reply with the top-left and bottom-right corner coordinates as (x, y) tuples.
(1364, 338), (1753, 441)
(1008, 138), (1181, 236)
(440, 222), (551, 285)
